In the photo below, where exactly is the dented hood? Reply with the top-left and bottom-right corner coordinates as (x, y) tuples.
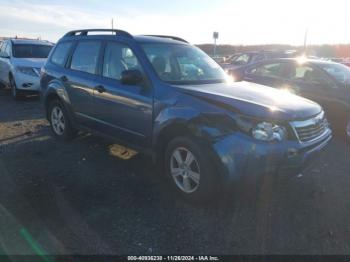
(175, 81), (322, 121)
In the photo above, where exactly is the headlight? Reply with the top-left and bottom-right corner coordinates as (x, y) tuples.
(16, 67), (39, 77)
(252, 122), (287, 142)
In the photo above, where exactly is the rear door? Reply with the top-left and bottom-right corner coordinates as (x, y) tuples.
(92, 41), (153, 148)
(64, 40), (103, 128)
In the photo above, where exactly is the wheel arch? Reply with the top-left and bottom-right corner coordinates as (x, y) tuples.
(44, 82), (75, 126)
(153, 107), (232, 181)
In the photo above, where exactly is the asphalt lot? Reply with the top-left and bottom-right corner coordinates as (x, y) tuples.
(0, 88), (350, 255)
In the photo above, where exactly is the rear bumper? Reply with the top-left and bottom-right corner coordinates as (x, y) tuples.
(212, 129), (332, 182)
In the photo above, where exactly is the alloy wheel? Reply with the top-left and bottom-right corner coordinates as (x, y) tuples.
(170, 147), (200, 194)
(51, 106), (65, 136)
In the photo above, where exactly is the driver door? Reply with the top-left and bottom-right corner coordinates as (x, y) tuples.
(92, 41), (153, 148)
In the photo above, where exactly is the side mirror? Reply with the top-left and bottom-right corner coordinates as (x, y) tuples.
(121, 69), (143, 86)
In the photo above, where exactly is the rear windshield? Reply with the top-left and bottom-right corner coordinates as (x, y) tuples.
(12, 44), (53, 58)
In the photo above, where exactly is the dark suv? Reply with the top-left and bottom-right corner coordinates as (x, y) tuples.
(41, 29), (332, 201)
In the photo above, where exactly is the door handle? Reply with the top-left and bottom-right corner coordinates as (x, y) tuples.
(60, 75), (68, 82)
(94, 85), (106, 93)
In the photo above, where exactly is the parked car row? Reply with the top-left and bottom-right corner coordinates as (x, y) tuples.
(228, 58), (350, 141)
(38, 29), (332, 202)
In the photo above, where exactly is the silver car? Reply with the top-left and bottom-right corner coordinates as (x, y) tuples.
(0, 39), (53, 99)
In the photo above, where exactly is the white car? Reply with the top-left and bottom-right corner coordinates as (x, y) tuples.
(0, 39), (53, 99)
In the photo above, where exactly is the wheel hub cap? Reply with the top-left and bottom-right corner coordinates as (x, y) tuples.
(170, 147), (200, 194)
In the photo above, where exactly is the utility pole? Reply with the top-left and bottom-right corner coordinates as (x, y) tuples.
(111, 18), (114, 34)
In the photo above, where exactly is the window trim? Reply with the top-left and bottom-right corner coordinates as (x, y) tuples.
(67, 39), (103, 76)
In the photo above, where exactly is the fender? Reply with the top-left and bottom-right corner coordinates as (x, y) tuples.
(43, 79), (77, 126)
(153, 105), (239, 148)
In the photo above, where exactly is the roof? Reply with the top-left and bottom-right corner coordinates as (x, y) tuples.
(273, 58), (339, 65)
(134, 35), (188, 44)
(9, 39), (53, 46)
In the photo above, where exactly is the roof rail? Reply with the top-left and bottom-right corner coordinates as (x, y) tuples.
(64, 29), (133, 39)
(144, 35), (189, 43)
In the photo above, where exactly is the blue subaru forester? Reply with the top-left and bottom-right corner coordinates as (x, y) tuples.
(40, 29), (332, 202)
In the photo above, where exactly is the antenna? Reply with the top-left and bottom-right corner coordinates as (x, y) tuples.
(111, 18), (114, 34)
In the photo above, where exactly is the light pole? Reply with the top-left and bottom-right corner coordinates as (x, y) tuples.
(213, 31), (219, 57)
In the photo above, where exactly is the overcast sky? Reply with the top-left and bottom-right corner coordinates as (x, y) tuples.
(0, 0), (349, 45)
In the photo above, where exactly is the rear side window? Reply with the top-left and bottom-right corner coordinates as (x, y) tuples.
(51, 42), (73, 67)
(70, 41), (101, 74)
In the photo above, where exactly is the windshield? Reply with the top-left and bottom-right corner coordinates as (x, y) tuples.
(12, 44), (53, 58)
(318, 63), (350, 84)
(142, 43), (227, 85)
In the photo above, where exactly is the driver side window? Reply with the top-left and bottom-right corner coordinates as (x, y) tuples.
(291, 65), (329, 85)
(102, 42), (142, 81)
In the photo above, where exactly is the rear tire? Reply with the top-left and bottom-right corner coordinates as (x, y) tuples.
(164, 136), (218, 203)
(48, 99), (77, 141)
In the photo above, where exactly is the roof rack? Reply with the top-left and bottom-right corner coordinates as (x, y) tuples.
(144, 35), (189, 43)
(64, 29), (133, 39)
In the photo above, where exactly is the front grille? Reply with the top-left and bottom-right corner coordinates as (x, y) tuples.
(291, 112), (329, 143)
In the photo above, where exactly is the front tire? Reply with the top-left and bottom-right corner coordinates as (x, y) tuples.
(9, 75), (22, 100)
(164, 136), (218, 202)
(48, 100), (77, 141)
